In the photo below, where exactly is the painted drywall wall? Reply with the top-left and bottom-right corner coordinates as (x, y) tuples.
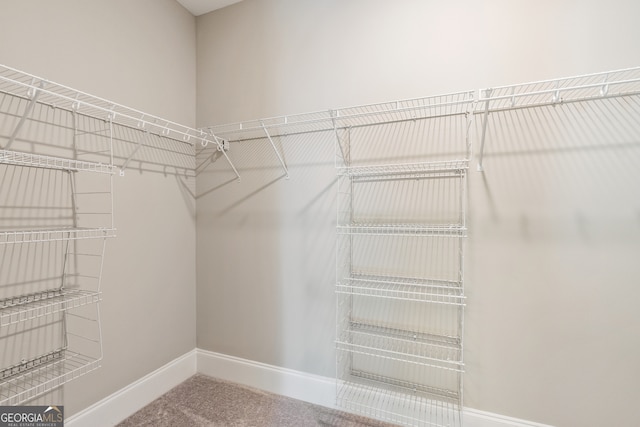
(0, 0), (197, 417)
(195, 1), (640, 426)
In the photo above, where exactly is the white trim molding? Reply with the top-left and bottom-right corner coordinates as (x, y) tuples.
(196, 349), (556, 427)
(66, 350), (197, 427)
(65, 348), (555, 427)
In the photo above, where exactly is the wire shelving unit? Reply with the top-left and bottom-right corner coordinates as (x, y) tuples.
(0, 64), (119, 405)
(332, 91), (473, 427)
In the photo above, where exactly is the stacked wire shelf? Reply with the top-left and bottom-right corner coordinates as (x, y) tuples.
(0, 64), (117, 405)
(335, 90), (472, 426)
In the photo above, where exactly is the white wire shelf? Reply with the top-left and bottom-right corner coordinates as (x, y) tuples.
(337, 160), (468, 180)
(337, 378), (461, 427)
(206, 91), (475, 143)
(0, 64), (214, 147)
(0, 349), (100, 405)
(337, 223), (466, 237)
(478, 66), (640, 111)
(0, 227), (116, 244)
(0, 149), (114, 174)
(336, 323), (463, 372)
(0, 289), (101, 327)
(337, 274), (465, 306)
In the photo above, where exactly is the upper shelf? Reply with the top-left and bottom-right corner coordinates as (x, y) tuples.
(206, 91), (476, 143)
(0, 64), (215, 147)
(478, 66), (640, 111)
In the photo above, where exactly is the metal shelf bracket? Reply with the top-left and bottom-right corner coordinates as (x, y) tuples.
(476, 88), (492, 172)
(261, 122), (289, 179)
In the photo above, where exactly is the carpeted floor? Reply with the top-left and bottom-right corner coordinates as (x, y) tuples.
(117, 374), (398, 427)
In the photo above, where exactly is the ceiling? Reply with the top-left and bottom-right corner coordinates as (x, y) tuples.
(176, 0), (243, 16)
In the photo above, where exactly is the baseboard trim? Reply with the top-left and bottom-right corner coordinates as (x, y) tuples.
(65, 349), (197, 427)
(196, 349), (555, 427)
(66, 348), (554, 427)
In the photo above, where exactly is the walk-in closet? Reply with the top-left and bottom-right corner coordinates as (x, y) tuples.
(1, 1), (639, 427)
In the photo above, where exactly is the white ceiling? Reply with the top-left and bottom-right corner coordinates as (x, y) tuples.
(176, 0), (243, 16)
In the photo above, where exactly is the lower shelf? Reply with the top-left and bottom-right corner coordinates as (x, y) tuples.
(337, 377), (462, 427)
(0, 349), (101, 405)
(1, 289), (101, 327)
(336, 323), (463, 372)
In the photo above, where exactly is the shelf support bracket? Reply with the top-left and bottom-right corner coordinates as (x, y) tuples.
(4, 81), (45, 150)
(209, 131), (241, 182)
(261, 123), (289, 179)
(477, 88), (492, 172)
(331, 110), (348, 169)
(119, 130), (149, 176)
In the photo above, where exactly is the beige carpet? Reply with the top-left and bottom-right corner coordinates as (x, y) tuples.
(117, 374), (398, 427)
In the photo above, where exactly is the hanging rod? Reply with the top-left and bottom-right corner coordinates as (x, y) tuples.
(205, 90), (476, 143)
(0, 63), (241, 179)
(476, 65), (640, 171)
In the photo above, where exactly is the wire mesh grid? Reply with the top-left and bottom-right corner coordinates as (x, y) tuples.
(0, 349), (101, 406)
(206, 91), (475, 143)
(478, 66), (640, 111)
(0, 63), (211, 146)
(0, 227), (116, 245)
(0, 289), (101, 327)
(0, 149), (114, 174)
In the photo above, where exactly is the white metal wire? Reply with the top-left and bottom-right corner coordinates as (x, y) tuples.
(0, 149), (114, 174)
(337, 224), (466, 237)
(476, 66), (640, 170)
(206, 91), (476, 143)
(0, 349), (101, 406)
(0, 227), (116, 245)
(337, 160), (468, 179)
(336, 274), (465, 306)
(0, 289), (101, 327)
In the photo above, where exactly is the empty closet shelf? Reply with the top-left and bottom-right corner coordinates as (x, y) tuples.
(336, 325), (463, 371)
(0, 349), (100, 406)
(0, 227), (116, 244)
(0, 289), (101, 327)
(337, 160), (468, 179)
(337, 274), (464, 305)
(337, 223), (466, 237)
(0, 149), (114, 174)
(337, 377), (461, 427)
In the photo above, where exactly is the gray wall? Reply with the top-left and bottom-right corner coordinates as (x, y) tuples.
(0, 0), (197, 417)
(195, 1), (640, 426)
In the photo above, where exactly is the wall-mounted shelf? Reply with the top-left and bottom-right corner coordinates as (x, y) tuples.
(337, 224), (466, 237)
(0, 227), (116, 245)
(337, 160), (468, 180)
(1, 289), (101, 327)
(476, 66), (640, 171)
(0, 63), (239, 179)
(0, 149), (115, 174)
(0, 349), (101, 406)
(336, 274), (465, 306)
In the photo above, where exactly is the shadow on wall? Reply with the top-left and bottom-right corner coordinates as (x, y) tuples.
(465, 94), (640, 424)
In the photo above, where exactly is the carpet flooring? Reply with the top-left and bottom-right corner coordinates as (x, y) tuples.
(117, 374), (398, 427)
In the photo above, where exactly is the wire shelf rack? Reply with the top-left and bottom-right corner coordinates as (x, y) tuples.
(0, 349), (100, 406)
(336, 323), (463, 372)
(337, 160), (468, 180)
(337, 274), (465, 306)
(0, 227), (116, 245)
(0, 289), (101, 327)
(478, 66), (640, 111)
(337, 378), (462, 427)
(0, 149), (115, 174)
(206, 91), (475, 143)
(0, 64), (212, 147)
(337, 223), (466, 237)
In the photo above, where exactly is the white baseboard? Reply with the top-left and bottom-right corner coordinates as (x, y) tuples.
(65, 349), (197, 427)
(66, 348), (554, 427)
(196, 349), (555, 427)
